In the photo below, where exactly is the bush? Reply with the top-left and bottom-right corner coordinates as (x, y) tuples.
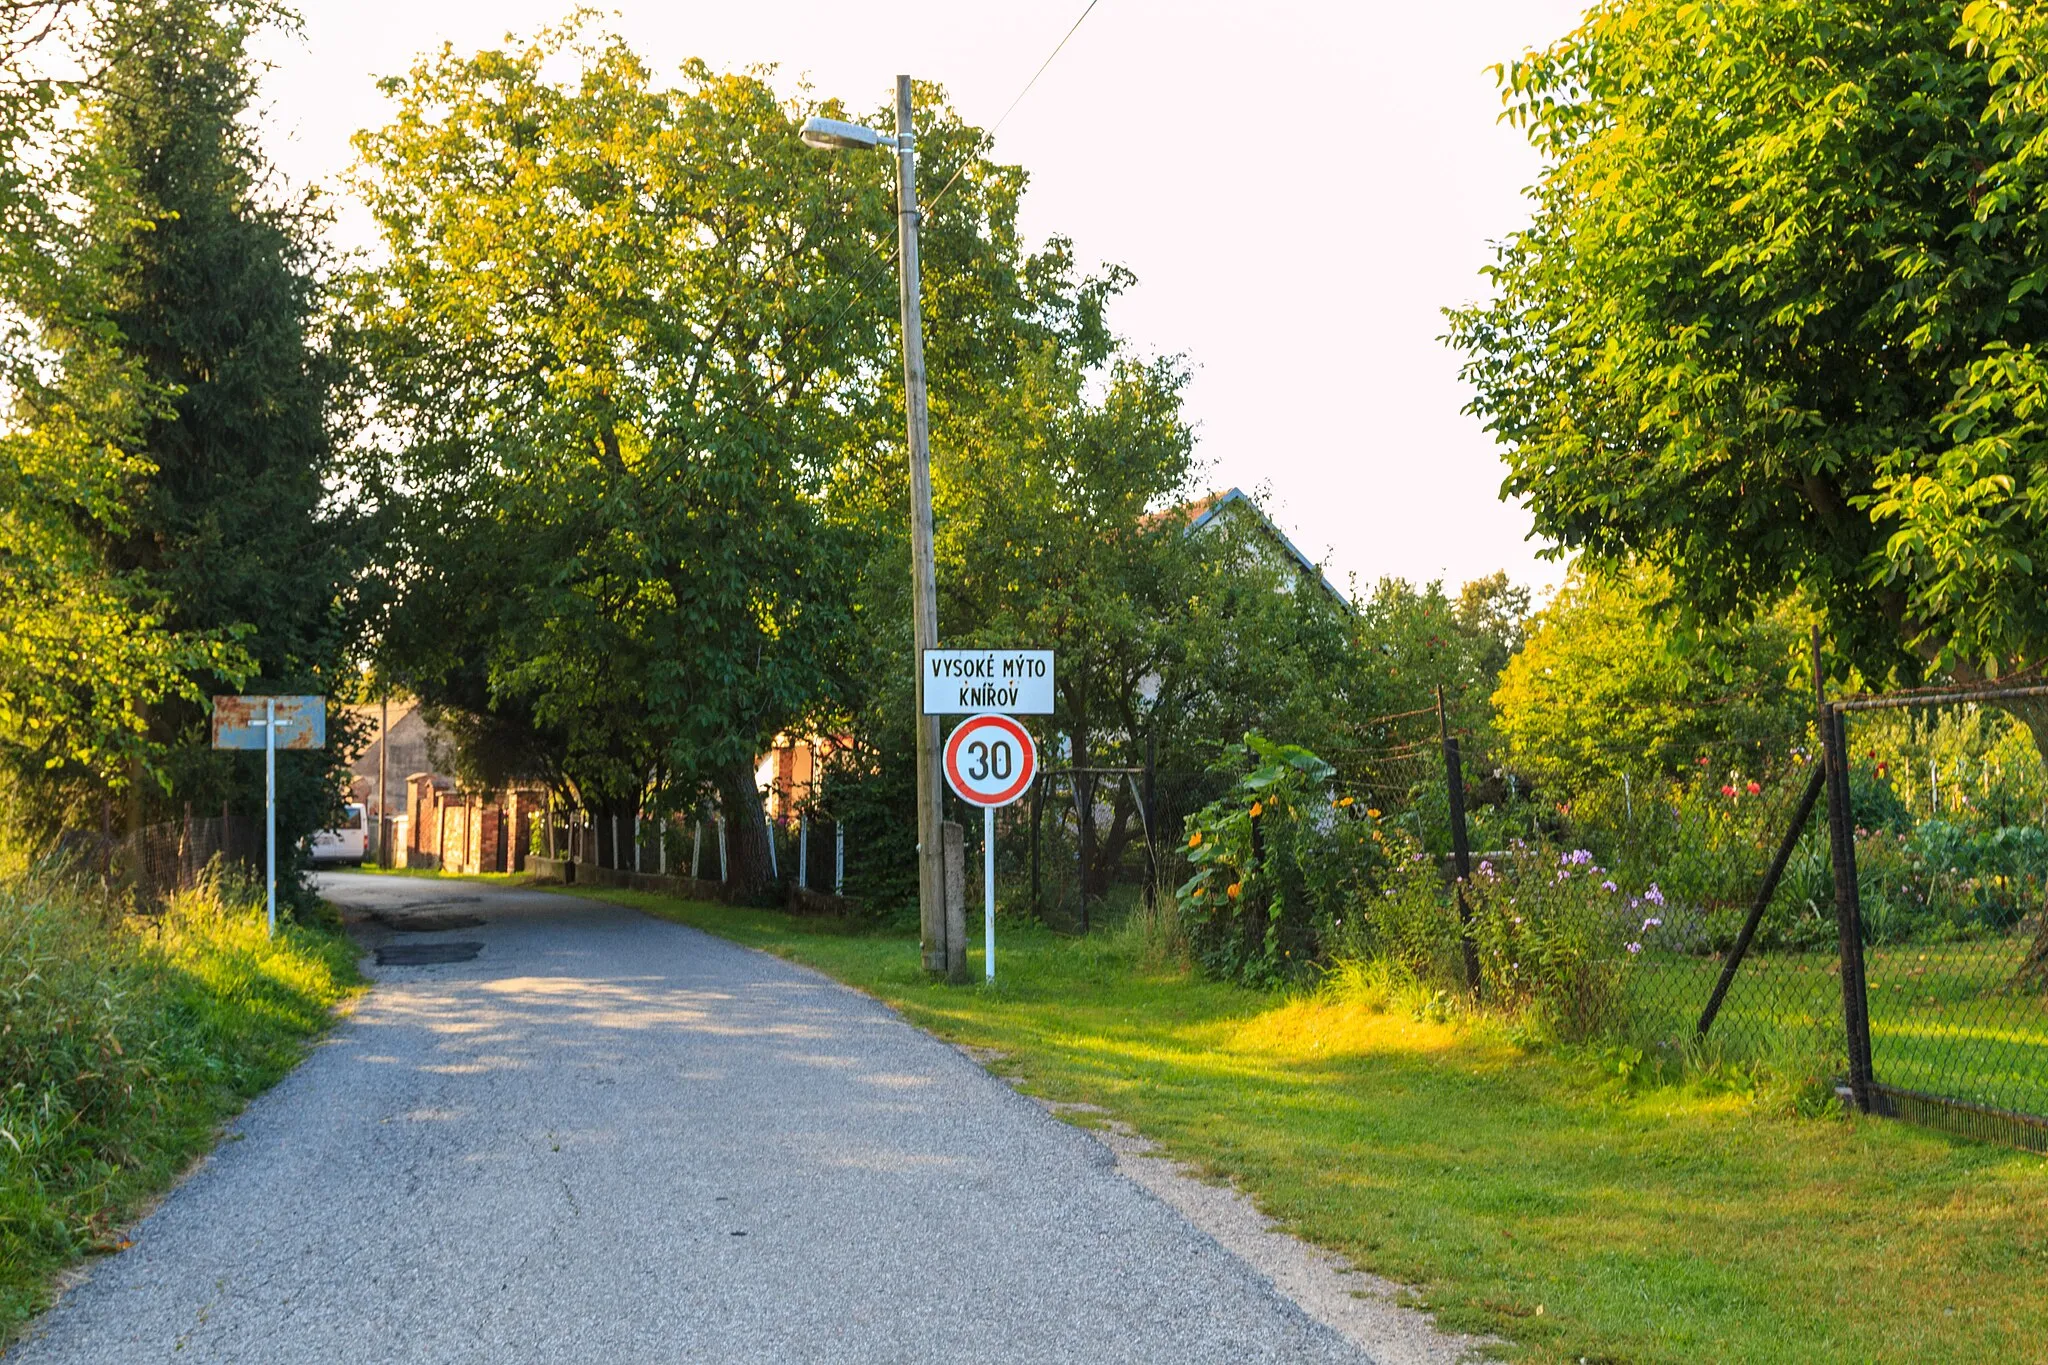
(1175, 735), (1378, 987)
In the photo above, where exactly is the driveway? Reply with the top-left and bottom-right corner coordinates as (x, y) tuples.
(8, 873), (1375, 1364)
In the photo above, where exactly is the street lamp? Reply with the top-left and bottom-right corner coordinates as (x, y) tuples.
(802, 78), (950, 979)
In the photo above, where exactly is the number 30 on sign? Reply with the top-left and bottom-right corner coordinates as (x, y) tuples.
(943, 713), (1037, 807)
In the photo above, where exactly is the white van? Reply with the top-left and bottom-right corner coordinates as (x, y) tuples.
(310, 802), (367, 866)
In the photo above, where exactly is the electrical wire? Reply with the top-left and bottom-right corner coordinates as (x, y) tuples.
(920, 0), (1104, 220)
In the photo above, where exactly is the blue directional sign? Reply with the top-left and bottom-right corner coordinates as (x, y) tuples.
(210, 695), (326, 750)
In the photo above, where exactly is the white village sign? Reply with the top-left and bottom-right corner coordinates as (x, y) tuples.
(921, 649), (1054, 715)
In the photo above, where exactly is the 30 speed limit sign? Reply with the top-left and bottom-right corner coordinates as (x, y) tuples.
(943, 713), (1037, 807)
(943, 714), (1036, 984)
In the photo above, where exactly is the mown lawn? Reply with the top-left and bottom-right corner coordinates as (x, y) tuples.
(552, 884), (2048, 1364)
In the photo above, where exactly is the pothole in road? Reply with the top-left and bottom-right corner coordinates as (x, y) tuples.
(376, 942), (484, 966)
(370, 909), (486, 932)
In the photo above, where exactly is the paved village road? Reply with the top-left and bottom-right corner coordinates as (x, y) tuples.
(9, 873), (1375, 1365)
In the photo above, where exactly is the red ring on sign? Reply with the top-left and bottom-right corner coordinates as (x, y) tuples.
(943, 714), (1037, 807)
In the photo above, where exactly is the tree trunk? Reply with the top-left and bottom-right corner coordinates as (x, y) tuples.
(717, 758), (775, 900)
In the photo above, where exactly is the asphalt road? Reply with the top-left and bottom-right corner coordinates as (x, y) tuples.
(9, 873), (1378, 1364)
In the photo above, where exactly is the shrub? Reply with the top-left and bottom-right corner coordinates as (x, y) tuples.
(1175, 735), (1378, 987)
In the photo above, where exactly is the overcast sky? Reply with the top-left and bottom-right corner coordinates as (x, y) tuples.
(252, 0), (1591, 600)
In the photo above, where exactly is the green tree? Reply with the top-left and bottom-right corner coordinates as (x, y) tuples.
(1492, 563), (1812, 802)
(1445, 0), (2048, 712)
(351, 26), (1048, 893)
(934, 345), (1196, 898)
(3, 1), (364, 853)
(65, 0), (356, 861)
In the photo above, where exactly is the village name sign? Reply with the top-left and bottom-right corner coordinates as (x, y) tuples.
(920, 649), (1054, 715)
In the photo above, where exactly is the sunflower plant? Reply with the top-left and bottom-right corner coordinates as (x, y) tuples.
(1175, 734), (1378, 986)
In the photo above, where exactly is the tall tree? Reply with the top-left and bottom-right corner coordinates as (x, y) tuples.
(2, 1), (350, 839)
(352, 29), (914, 892)
(1445, 0), (2048, 713)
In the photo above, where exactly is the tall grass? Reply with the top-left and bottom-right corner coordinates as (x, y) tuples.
(0, 868), (360, 1336)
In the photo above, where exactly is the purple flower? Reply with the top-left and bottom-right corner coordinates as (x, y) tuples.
(1629, 897), (1641, 910)
(1601, 880), (1618, 893)
(1567, 848), (1593, 865)
(1626, 942), (1642, 955)
(1641, 916), (1662, 933)
(1644, 884), (1665, 907)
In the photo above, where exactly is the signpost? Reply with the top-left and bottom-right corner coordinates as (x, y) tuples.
(922, 649), (1055, 715)
(942, 713), (1037, 982)
(212, 695), (326, 936)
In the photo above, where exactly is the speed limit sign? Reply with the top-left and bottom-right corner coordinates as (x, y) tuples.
(943, 714), (1036, 983)
(943, 713), (1037, 807)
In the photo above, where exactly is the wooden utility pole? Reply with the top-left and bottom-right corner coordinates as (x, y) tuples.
(893, 75), (946, 975)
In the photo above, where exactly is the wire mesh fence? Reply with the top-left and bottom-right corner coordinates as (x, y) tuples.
(52, 814), (264, 910)
(1834, 686), (2048, 1151)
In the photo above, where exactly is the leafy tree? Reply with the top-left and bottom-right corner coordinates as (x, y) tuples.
(933, 345), (1196, 897)
(352, 27), (1049, 893)
(1445, 0), (2048, 726)
(3, 0), (354, 866)
(0, 2), (228, 826)
(72, 0), (357, 860)
(1492, 563), (1812, 802)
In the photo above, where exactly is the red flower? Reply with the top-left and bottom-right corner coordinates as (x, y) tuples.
(1746, 781), (1761, 795)
(1721, 784), (1736, 798)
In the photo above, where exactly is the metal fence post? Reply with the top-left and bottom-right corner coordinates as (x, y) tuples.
(1437, 687), (1481, 991)
(835, 820), (845, 896)
(1822, 702), (1877, 1111)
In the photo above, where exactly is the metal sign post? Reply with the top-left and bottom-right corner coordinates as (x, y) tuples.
(942, 713), (1038, 983)
(211, 695), (327, 936)
(266, 698), (276, 935)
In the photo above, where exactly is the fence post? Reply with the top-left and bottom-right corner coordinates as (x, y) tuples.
(1076, 769), (1093, 934)
(633, 812), (642, 873)
(798, 817), (809, 891)
(692, 818), (703, 880)
(835, 820), (845, 896)
(716, 816), (728, 882)
(1823, 702), (1878, 1111)
(1438, 687), (1482, 992)
(943, 820), (967, 983)
(1143, 732), (1159, 910)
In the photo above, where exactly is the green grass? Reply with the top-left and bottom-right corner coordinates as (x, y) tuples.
(542, 882), (2048, 1364)
(1624, 939), (2048, 1116)
(344, 863), (525, 884)
(0, 876), (363, 1339)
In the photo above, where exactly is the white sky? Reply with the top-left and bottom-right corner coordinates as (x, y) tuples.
(252, 0), (1591, 600)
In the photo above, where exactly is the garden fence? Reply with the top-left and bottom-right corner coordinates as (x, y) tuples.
(54, 811), (264, 909)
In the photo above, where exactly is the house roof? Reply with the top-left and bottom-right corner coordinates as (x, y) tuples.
(1164, 487), (1350, 607)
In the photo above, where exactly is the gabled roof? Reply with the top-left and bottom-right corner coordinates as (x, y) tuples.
(1167, 487), (1351, 608)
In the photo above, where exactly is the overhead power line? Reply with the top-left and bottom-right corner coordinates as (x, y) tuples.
(921, 0), (1104, 219)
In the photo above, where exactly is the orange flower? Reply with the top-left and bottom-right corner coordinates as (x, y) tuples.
(1192, 887), (1207, 899)
(1188, 831), (1203, 848)
(1226, 882), (1243, 899)
(1336, 795), (1355, 808)
(1367, 807), (1382, 819)
(1249, 800), (1263, 818)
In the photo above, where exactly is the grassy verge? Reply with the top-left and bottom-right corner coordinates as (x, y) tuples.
(0, 874), (363, 1338)
(553, 884), (2046, 1364)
